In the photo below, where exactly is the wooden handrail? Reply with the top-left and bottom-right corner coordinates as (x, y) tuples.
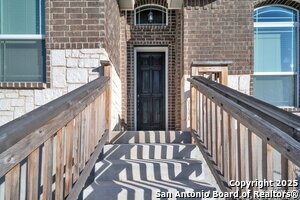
(189, 76), (300, 192)
(0, 76), (110, 199)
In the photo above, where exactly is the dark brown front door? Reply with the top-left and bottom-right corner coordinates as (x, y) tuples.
(137, 52), (165, 130)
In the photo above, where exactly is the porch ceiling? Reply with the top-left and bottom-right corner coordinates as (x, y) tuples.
(118, 0), (183, 10)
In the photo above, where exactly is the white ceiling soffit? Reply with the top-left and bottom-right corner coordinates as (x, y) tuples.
(118, 0), (183, 10)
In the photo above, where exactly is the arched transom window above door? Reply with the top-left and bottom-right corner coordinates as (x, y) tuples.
(135, 5), (167, 25)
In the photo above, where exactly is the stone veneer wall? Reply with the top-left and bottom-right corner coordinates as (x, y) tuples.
(0, 49), (122, 129)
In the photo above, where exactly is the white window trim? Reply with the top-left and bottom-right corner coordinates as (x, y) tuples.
(134, 46), (168, 131)
(254, 72), (297, 76)
(254, 22), (299, 27)
(254, 5), (299, 108)
(134, 4), (168, 26)
(0, 35), (44, 40)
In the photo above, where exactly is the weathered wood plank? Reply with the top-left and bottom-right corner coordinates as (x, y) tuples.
(217, 106), (223, 173)
(73, 115), (80, 184)
(203, 95), (207, 147)
(5, 164), (20, 200)
(207, 98), (212, 155)
(42, 136), (53, 200)
(65, 121), (74, 197)
(281, 156), (288, 191)
(223, 111), (229, 181)
(27, 148), (39, 200)
(211, 102), (216, 162)
(55, 129), (64, 200)
(66, 130), (109, 200)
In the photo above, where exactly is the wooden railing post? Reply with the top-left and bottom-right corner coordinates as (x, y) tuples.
(104, 64), (111, 133)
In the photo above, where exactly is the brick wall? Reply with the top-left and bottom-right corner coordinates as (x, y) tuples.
(120, 8), (182, 130)
(104, 0), (121, 74)
(46, 0), (105, 49)
(183, 0), (254, 76)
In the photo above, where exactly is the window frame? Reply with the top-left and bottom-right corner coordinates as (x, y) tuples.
(0, 0), (45, 84)
(254, 5), (300, 108)
(134, 4), (168, 26)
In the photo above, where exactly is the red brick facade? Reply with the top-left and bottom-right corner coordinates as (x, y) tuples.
(120, 8), (183, 130)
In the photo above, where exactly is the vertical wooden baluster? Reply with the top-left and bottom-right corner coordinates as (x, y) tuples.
(190, 86), (196, 134)
(55, 129), (64, 200)
(211, 101), (216, 162)
(240, 124), (246, 192)
(5, 164), (20, 200)
(223, 111), (229, 181)
(27, 148), (39, 200)
(80, 109), (86, 171)
(207, 98), (212, 155)
(199, 93), (203, 142)
(267, 144), (273, 190)
(252, 134), (258, 191)
(105, 85), (111, 131)
(85, 106), (90, 163)
(236, 122), (241, 192)
(43, 137), (53, 200)
(230, 117), (236, 188)
(288, 161), (296, 191)
(217, 106), (223, 173)
(89, 102), (95, 154)
(248, 130), (253, 193)
(281, 155), (288, 191)
(261, 141), (268, 184)
(73, 115), (80, 183)
(65, 120), (74, 197)
(196, 90), (199, 138)
(86, 105), (91, 159)
(203, 95), (207, 147)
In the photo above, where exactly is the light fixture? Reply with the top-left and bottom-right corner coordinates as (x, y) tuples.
(148, 10), (153, 23)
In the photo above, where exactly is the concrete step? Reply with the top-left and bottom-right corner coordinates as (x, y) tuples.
(83, 179), (217, 200)
(110, 131), (191, 144)
(93, 159), (204, 181)
(102, 144), (203, 160)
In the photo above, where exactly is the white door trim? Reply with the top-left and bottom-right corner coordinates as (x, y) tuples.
(134, 46), (168, 131)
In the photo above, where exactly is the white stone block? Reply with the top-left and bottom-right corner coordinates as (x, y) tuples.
(5, 92), (18, 98)
(35, 89), (63, 106)
(67, 84), (84, 92)
(0, 115), (13, 126)
(67, 58), (79, 67)
(52, 67), (66, 88)
(88, 74), (99, 82)
(239, 75), (250, 95)
(0, 93), (4, 98)
(65, 50), (72, 58)
(11, 98), (25, 107)
(67, 68), (88, 83)
(0, 99), (11, 111)
(79, 59), (99, 68)
(51, 50), (66, 66)
(19, 90), (34, 97)
(25, 97), (35, 113)
(228, 75), (239, 91)
(70, 50), (80, 58)
(80, 49), (105, 54)
(14, 107), (25, 118)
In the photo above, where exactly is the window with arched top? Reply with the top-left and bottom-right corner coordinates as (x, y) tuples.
(135, 5), (167, 25)
(253, 6), (299, 107)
